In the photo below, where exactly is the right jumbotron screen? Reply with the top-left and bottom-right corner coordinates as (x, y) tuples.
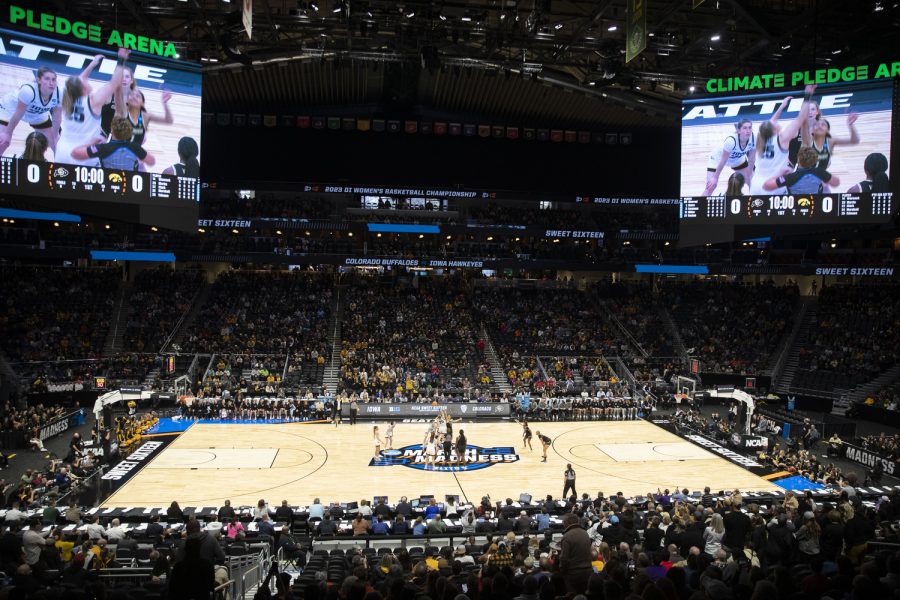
(678, 80), (893, 244)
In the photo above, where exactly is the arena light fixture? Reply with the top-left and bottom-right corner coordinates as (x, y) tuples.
(276, 230), (283, 235)
(105, 224), (111, 230)
(710, 34), (720, 41)
(232, 229), (240, 234)
(406, 11), (415, 18)
(53, 222), (59, 227)
(348, 232), (353, 237)
(151, 226), (158, 232)
(554, 23), (563, 30)
(689, 85), (696, 92)
(607, 25), (617, 31)
(198, 228), (205, 233)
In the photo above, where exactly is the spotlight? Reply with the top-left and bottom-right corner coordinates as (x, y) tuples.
(607, 25), (617, 31)
(710, 34), (720, 41)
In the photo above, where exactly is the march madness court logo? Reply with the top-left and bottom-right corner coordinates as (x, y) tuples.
(370, 444), (520, 472)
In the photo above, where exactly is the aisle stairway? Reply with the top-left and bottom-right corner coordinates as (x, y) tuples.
(659, 305), (689, 359)
(480, 326), (512, 394)
(103, 281), (133, 354)
(769, 295), (813, 383)
(322, 285), (343, 393)
(166, 279), (211, 351)
(774, 296), (818, 394)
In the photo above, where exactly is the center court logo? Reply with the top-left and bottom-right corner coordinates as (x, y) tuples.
(370, 444), (519, 472)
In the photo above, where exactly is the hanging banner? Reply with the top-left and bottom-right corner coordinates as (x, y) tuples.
(626, 0), (647, 63)
(243, 0), (253, 39)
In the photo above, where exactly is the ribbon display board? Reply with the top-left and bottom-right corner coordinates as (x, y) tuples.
(341, 402), (511, 420)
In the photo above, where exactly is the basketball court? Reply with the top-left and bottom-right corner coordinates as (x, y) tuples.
(101, 420), (778, 508)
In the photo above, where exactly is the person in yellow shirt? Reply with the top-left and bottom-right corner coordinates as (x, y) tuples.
(53, 529), (75, 562)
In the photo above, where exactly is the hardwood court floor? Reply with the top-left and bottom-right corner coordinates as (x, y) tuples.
(102, 421), (777, 508)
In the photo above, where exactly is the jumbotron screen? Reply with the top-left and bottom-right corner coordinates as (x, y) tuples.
(679, 81), (893, 241)
(0, 24), (201, 228)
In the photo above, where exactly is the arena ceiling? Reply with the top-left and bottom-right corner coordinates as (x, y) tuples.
(57, 0), (899, 126)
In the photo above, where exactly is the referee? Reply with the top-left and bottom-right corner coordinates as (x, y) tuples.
(536, 431), (552, 462)
(455, 429), (467, 468)
(563, 463), (577, 499)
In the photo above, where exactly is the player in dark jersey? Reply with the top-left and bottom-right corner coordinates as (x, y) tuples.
(163, 136), (200, 177)
(516, 419), (533, 451)
(847, 153), (890, 193)
(764, 146), (839, 194)
(72, 116), (156, 171)
(536, 431), (552, 462)
(804, 112), (859, 172)
(121, 87), (173, 147)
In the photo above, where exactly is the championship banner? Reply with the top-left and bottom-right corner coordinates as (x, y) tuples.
(626, 0), (647, 64)
(243, 0), (253, 39)
(341, 402), (511, 420)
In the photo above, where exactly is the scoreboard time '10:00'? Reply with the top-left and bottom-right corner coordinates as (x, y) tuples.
(679, 193), (893, 224)
(0, 157), (199, 204)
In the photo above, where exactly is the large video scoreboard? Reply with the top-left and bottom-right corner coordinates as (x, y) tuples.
(679, 78), (894, 245)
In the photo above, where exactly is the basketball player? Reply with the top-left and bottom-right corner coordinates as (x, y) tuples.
(121, 86), (174, 147)
(384, 421), (395, 449)
(424, 435), (437, 470)
(703, 119), (756, 196)
(163, 137), (200, 177)
(455, 429), (467, 468)
(372, 425), (383, 459)
(70, 117), (156, 170)
(749, 89), (815, 196)
(515, 419), (533, 451)
(803, 111), (860, 173)
(847, 153), (890, 193)
(0, 66), (62, 156)
(788, 98), (822, 168)
(536, 431), (552, 463)
(764, 146), (840, 193)
(55, 48), (131, 167)
(20, 132), (48, 162)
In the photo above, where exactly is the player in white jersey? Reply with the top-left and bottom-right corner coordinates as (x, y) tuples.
(54, 51), (131, 167)
(703, 119), (756, 196)
(749, 87), (816, 196)
(0, 67), (61, 156)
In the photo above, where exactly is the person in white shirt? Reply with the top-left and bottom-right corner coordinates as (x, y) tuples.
(4, 502), (26, 524)
(105, 518), (127, 542)
(85, 516), (106, 541)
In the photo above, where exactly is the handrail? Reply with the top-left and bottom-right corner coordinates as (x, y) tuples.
(160, 278), (206, 354)
(604, 303), (648, 359)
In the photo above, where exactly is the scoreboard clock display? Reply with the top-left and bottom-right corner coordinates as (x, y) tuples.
(679, 193), (894, 225)
(3, 158), (199, 205)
